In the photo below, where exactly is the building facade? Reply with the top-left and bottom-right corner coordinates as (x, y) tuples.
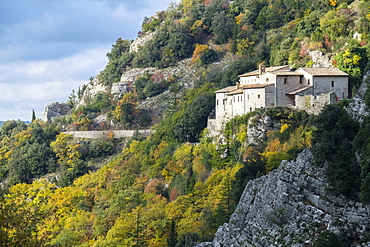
(212, 64), (348, 131)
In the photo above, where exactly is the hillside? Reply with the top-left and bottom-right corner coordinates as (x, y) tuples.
(2, 0), (370, 246)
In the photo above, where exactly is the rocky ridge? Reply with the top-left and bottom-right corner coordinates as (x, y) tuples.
(197, 149), (370, 247)
(43, 102), (71, 122)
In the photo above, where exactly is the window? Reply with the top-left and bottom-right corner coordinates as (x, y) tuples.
(331, 81), (334, 87)
(308, 79), (310, 85)
(250, 107), (253, 112)
(284, 78), (287, 84)
(217, 100), (219, 105)
(266, 78), (269, 82)
(258, 94), (260, 99)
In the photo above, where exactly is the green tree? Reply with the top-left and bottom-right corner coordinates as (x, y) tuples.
(335, 47), (368, 90)
(354, 113), (370, 203)
(211, 11), (234, 44)
(312, 104), (360, 198)
(31, 109), (36, 122)
(174, 92), (215, 142)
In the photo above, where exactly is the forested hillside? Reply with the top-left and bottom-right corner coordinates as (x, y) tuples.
(2, 0), (370, 246)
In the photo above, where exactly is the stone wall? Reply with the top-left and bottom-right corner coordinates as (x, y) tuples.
(64, 129), (154, 139)
(295, 92), (337, 115)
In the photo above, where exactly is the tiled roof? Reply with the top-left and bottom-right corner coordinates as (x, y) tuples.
(226, 89), (244, 95)
(269, 71), (301, 76)
(224, 83), (275, 95)
(215, 86), (236, 93)
(285, 86), (313, 95)
(239, 65), (291, 77)
(298, 67), (348, 76)
(239, 83), (274, 89)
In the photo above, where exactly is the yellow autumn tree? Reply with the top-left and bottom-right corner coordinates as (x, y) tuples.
(50, 133), (82, 170)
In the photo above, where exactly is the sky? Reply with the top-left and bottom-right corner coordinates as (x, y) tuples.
(0, 0), (178, 121)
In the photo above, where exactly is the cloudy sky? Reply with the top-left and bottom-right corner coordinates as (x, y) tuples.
(0, 0), (178, 121)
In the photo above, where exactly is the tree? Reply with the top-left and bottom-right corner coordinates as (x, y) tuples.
(50, 133), (87, 186)
(67, 90), (77, 108)
(354, 114), (370, 203)
(111, 92), (139, 126)
(312, 104), (360, 198)
(166, 24), (194, 61)
(335, 47), (368, 90)
(174, 92), (215, 142)
(192, 44), (217, 65)
(31, 109), (36, 122)
(211, 11), (234, 44)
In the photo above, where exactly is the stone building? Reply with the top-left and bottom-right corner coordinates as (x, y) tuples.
(210, 64), (348, 131)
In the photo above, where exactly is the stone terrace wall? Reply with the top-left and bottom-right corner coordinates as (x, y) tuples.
(64, 130), (154, 139)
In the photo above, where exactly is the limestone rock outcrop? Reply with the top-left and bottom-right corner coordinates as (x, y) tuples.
(129, 32), (156, 53)
(111, 82), (131, 101)
(357, 70), (370, 99)
(247, 114), (279, 145)
(346, 96), (368, 123)
(309, 51), (334, 68)
(76, 76), (108, 108)
(197, 149), (370, 246)
(43, 102), (71, 122)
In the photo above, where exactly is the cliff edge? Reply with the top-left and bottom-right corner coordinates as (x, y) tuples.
(197, 149), (370, 246)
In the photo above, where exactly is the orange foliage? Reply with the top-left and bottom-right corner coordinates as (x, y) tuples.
(191, 44), (209, 63)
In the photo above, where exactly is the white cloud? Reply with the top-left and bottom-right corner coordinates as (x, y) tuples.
(0, 0), (180, 121)
(0, 46), (109, 120)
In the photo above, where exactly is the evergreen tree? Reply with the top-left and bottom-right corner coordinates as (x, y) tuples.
(31, 109), (36, 122)
(312, 104), (360, 198)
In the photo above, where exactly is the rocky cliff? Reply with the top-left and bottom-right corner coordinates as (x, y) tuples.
(43, 102), (71, 122)
(197, 149), (370, 247)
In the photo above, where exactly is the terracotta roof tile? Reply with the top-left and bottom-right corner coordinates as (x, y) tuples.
(225, 83), (275, 95)
(215, 86), (237, 93)
(298, 67), (348, 76)
(239, 65), (291, 77)
(286, 86), (313, 95)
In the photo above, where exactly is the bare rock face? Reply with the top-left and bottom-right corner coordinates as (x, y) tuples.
(345, 97), (368, 123)
(129, 32), (156, 53)
(76, 76), (108, 108)
(357, 70), (370, 99)
(111, 82), (131, 101)
(309, 51), (334, 68)
(247, 114), (279, 144)
(120, 67), (157, 83)
(197, 149), (370, 246)
(43, 102), (71, 122)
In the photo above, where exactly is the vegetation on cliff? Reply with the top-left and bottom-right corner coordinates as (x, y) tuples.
(2, 0), (370, 246)
(61, 0), (370, 131)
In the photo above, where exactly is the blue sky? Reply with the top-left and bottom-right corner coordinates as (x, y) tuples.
(0, 0), (178, 121)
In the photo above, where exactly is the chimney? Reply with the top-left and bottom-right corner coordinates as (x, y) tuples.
(259, 63), (266, 77)
(236, 82), (240, 89)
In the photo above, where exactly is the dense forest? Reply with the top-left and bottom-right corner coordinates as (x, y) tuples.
(2, 0), (370, 246)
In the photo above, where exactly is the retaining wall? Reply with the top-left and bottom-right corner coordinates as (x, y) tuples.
(64, 129), (154, 139)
